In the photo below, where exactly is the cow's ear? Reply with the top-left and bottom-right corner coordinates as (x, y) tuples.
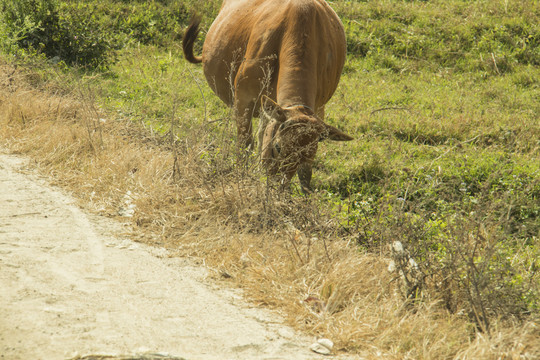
(261, 95), (286, 122)
(321, 123), (354, 141)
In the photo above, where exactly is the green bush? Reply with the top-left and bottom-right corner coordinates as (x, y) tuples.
(0, 0), (57, 52)
(0, 0), (191, 68)
(0, 0), (113, 68)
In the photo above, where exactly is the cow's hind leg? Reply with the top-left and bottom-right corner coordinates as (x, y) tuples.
(233, 54), (277, 150)
(233, 65), (262, 150)
(233, 96), (256, 150)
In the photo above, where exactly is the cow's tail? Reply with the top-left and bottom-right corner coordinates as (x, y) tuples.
(183, 15), (203, 64)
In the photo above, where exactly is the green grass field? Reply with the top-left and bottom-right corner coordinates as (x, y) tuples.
(1, 0), (539, 356)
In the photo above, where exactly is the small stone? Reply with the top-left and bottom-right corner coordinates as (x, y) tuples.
(392, 241), (404, 254)
(317, 338), (334, 351)
(310, 342), (331, 355)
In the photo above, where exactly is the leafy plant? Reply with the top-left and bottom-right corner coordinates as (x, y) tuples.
(0, 0), (113, 68)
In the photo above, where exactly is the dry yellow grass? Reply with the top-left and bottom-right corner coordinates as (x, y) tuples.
(1, 62), (538, 359)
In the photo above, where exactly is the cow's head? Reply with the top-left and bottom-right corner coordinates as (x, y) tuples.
(260, 96), (353, 187)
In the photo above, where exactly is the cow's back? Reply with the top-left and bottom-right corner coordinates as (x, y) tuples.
(202, 0), (346, 111)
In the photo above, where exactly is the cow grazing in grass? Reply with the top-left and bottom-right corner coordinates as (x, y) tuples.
(183, 0), (353, 192)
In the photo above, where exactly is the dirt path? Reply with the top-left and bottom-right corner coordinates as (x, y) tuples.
(0, 153), (335, 360)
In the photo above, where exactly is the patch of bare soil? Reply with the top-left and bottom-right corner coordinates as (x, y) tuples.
(0, 153), (340, 360)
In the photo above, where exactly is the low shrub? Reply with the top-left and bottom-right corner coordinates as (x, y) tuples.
(0, 0), (191, 69)
(0, 0), (112, 68)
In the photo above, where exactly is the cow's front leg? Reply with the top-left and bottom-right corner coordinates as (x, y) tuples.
(297, 162), (313, 194)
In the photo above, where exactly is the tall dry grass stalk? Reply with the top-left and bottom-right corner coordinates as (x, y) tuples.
(1, 62), (538, 359)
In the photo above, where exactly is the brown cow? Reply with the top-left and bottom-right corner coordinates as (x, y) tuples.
(183, 0), (353, 192)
